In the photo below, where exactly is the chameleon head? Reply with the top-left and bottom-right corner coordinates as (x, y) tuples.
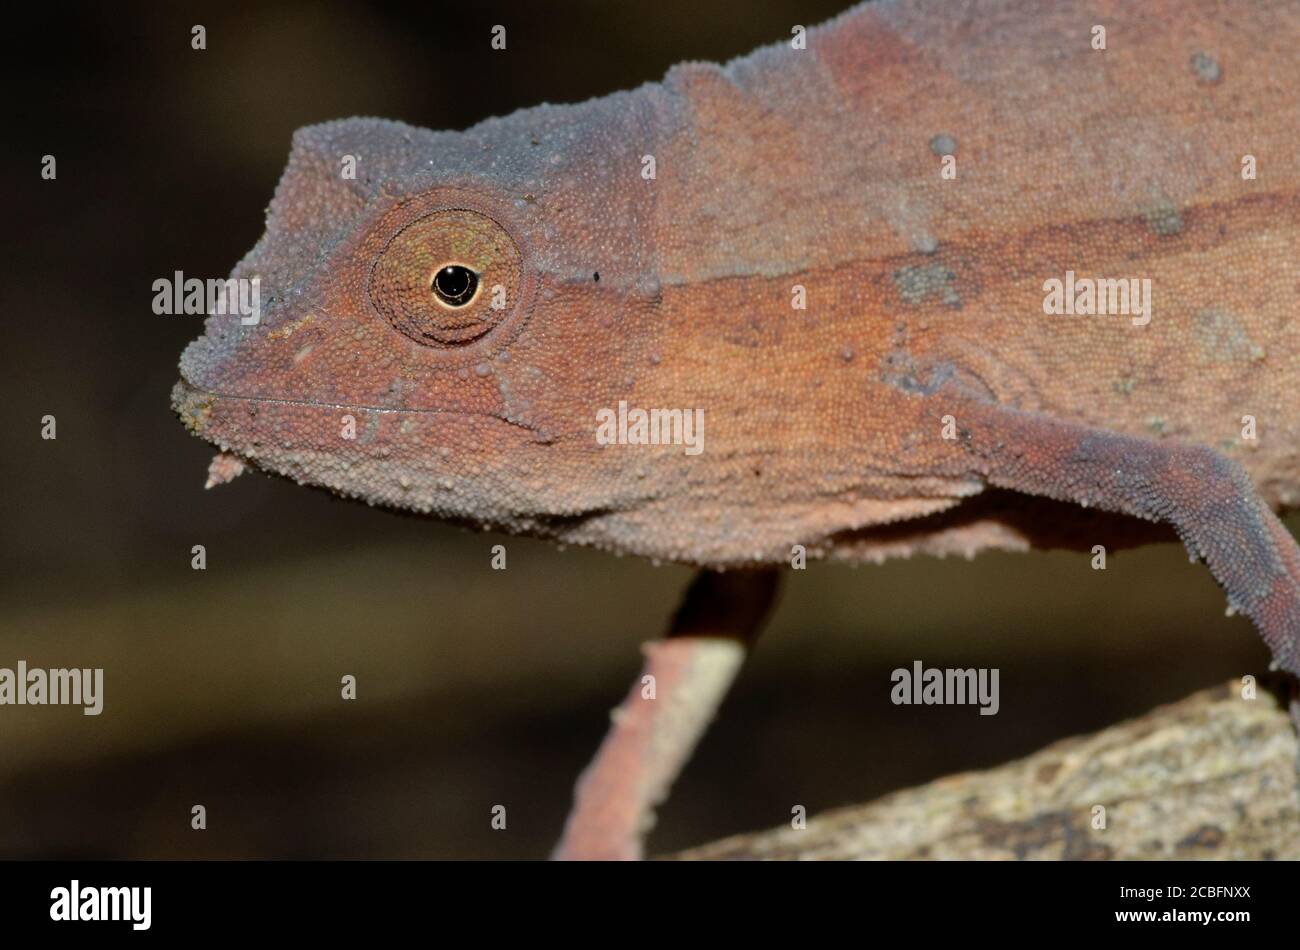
(173, 111), (667, 537)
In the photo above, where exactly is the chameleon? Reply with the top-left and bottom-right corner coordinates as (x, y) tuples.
(173, 0), (1300, 859)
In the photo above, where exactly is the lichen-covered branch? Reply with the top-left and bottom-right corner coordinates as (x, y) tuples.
(673, 683), (1299, 860)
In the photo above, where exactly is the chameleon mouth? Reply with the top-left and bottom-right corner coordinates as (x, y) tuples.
(170, 377), (548, 441)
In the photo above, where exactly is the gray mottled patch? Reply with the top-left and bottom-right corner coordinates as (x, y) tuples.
(912, 232), (939, 255)
(1142, 189), (1184, 237)
(880, 351), (956, 396)
(1190, 52), (1222, 84)
(929, 133), (957, 156)
(1193, 307), (1265, 362)
(894, 262), (961, 307)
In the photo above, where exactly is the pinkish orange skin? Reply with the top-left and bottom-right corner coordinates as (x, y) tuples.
(554, 569), (778, 860)
(175, 2), (1300, 677)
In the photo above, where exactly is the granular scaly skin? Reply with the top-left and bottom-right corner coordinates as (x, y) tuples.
(174, 0), (1300, 677)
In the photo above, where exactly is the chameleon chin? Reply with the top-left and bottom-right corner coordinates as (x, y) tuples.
(175, 0), (1300, 859)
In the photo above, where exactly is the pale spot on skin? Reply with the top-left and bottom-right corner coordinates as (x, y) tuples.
(1142, 188), (1184, 237)
(929, 133), (957, 156)
(1193, 308), (1265, 363)
(894, 262), (960, 307)
(1190, 52), (1222, 84)
(268, 313), (316, 340)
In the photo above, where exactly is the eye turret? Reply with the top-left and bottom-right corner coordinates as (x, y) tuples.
(369, 207), (521, 347)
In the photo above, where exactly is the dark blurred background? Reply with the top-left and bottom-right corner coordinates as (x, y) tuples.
(2, 0), (1292, 859)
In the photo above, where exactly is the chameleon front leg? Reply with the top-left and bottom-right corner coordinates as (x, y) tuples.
(553, 568), (780, 860)
(947, 397), (1300, 689)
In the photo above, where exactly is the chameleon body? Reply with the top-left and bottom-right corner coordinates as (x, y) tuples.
(175, 0), (1300, 851)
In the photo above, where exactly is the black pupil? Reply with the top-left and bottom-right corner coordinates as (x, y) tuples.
(432, 265), (477, 306)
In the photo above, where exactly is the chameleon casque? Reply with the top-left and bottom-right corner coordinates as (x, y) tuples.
(174, 0), (1300, 859)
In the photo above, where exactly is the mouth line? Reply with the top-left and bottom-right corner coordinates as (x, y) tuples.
(177, 380), (548, 440)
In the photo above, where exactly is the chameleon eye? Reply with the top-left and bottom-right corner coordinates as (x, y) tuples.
(368, 208), (521, 348)
(432, 264), (478, 307)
